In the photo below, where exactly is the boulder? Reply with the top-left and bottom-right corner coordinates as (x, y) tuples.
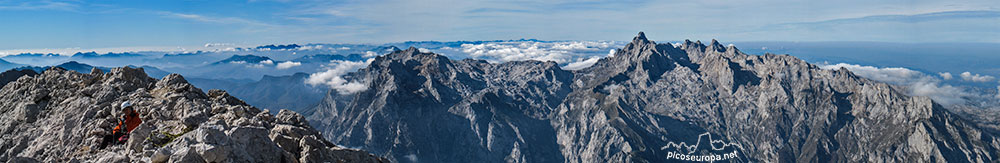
(169, 147), (205, 163)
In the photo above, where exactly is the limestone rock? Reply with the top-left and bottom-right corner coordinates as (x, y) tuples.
(0, 67), (386, 162)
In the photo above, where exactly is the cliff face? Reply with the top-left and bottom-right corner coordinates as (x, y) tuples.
(308, 47), (572, 162)
(308, 32), (1000, 162)
(0, 67), (386, 162)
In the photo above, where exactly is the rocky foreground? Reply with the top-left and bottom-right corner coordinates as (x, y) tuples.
(0, 67), (386, 162)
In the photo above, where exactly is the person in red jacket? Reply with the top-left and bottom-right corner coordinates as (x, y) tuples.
(99, 101), (142, 149)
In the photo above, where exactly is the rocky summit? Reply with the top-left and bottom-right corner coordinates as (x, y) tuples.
(308, 32), (1000, 162)
(0, 66), (386, 162)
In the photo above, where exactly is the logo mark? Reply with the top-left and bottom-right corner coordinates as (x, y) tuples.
(661, 132), (745, 162)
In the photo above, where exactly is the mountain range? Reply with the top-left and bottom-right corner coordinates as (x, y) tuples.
(306, 32), (1000, 162)
(0, 58), (25, 71)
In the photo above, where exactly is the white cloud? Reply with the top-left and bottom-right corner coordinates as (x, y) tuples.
(296, 45), (325, 51)
(820, 63), (993, 105)
(260, 60), (274, 65)
(306, 59), (374, 95)
(938, 72), (952, 80)
(364, 51), (379, 57)
(607, 49), (616, 57)
(562, 57), (601, 70)
(276, 61), (302, 69)
(339, 47), (351, 50)
(551, 42), (593, 50)
(459, 41), (620, 63)
(819, 63), (926, 84)
(960, 71), (995, 82)
(204, 43), (236, 47)
(909, 82), (973, 105)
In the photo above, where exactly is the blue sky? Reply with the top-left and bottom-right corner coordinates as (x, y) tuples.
(1, 0), (999, 50)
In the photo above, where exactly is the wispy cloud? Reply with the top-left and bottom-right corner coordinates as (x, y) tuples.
(778, 10), (1000, 26)
(0, 1), (79, 11)
(960, 71), (996, 82)
(748, 10), (1000, 42)
(820, 63), (999, 105)
(159, 11), (272, 27)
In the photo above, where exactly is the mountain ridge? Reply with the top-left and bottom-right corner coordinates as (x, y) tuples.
(308, 32), (1000, 162)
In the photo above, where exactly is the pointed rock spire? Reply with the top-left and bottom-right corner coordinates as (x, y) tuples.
(709, 39), (726, 52)
(634, 31), (647, 41)
(710, 39), (724, 48)
(628, 31), (655, 46)
(626, 31), (655, 50)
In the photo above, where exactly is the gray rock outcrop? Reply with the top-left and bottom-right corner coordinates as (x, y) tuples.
(0, 66), (387, 162)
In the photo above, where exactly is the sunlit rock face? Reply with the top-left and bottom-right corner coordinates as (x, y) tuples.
(0, 66), (386, 163)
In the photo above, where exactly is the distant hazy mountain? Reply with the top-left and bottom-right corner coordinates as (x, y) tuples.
(69, 51), (144, 58)
(1, 53), (68, 66)
(10, 61), (109, 74)
(131, 65), (172, 79)
(0, 58), (25, 71)
(256, 44), (301, 50)
(308, 32), (1000, 162)
(56, 61), (111, 73)
(214, 73), (327, 113)
(291, 54), (365, 63)
(211, 55), (274, 65)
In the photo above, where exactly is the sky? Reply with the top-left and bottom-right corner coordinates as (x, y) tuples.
(1, 0), (999, 50)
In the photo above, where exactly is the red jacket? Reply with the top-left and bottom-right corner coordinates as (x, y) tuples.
(112, 108), (142, 135)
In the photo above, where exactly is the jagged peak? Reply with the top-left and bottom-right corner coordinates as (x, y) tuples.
(387, 46), (402, 52)
(158, 73), (190, 86)
(709, 39), (726, 52)
(109, 66), (148, 76)
(387, 46), (425, 58)
(630, 31), (652, 45)
(679, 39), (705, 51)
(404, 46), (420, 53)
(378, 46), (451, 66)
(634, 31), (647, 41)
